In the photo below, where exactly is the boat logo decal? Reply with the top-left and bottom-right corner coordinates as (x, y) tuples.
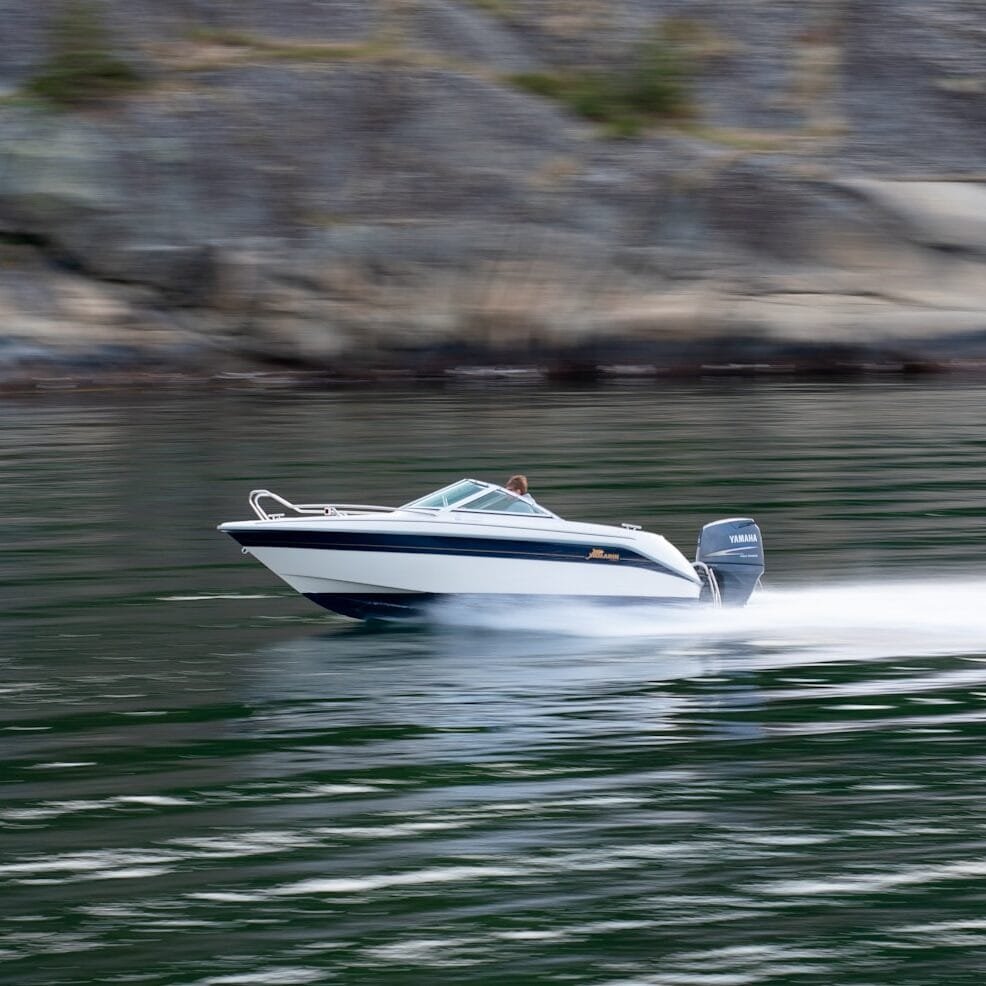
(587, 548), (620, 561)
(728, 533), (758, 544)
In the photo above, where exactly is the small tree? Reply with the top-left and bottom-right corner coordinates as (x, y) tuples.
(620, 39), (688, 119)
(509, 26), (693, 137)
(27, 0), (142, 107)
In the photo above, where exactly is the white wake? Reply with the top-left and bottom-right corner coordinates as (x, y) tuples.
(426, 580), (986, 661)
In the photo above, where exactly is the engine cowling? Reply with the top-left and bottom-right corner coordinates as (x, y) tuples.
(695, 518), (764, 607)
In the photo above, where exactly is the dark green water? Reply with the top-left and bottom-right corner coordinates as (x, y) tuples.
(5, 381), (986, 985)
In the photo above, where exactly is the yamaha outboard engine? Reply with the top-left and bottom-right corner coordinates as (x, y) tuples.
(695, 518), (764, 607)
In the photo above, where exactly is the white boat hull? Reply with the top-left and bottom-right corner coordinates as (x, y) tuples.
(220, 512), (703, 619)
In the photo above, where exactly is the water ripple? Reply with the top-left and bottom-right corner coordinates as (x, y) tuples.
(6, 384), (986, 984)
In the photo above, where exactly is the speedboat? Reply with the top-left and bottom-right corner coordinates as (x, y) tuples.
(218, 478), (764, 620)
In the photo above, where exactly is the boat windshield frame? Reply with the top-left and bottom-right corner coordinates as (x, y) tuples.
(401, 479), (556, 518)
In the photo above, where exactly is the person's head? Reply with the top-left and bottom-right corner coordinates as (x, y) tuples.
(505, 474), (528, 495)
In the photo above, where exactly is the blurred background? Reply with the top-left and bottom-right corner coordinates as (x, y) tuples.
(0, 0), (984, 379)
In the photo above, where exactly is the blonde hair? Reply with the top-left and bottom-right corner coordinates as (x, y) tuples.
(505, 474), (528, 495)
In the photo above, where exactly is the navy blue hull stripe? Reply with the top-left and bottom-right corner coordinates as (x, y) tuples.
(304, 592), (700, 621)
(228, 529), (694, 581)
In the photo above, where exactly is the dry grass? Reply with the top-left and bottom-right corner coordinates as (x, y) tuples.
(462, 0), (518, 21)
(179, 28), (386, 65)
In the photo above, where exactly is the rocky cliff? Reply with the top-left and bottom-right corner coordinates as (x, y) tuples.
(1, 0), (984, 378)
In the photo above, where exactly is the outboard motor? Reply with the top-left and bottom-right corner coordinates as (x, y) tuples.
(694, 518), (764, 607)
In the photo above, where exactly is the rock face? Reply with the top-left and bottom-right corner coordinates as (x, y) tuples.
(0, 0), (983, 374)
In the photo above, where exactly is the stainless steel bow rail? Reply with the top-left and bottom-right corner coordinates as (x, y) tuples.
(248, 489), (396, 521)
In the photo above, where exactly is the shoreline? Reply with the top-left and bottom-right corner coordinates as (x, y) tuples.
(2, 353), (979, 396)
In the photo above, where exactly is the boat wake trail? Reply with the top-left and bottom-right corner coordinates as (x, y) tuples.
(427, 579), (986, 661)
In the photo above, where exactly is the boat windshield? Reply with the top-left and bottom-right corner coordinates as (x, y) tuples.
(403, 479), (554, 517)
(404, 479), (487, 509)
(456, 489), (551, 516)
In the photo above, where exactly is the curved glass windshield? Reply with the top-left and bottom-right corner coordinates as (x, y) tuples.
(456, 490), (549, 516)
(405, 480), (486, 509)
